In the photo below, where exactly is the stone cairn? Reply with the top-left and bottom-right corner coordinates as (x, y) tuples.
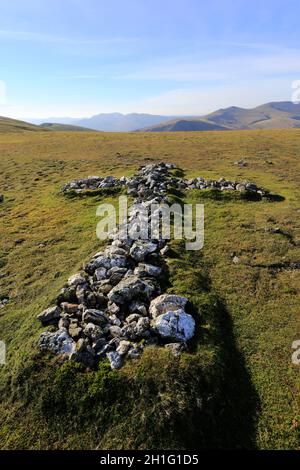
(38, 163), (268, 369)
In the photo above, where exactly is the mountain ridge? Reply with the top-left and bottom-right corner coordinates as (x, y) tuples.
(138, 101), (300, 132)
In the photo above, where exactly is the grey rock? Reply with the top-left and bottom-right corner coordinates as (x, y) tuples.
(129, 241), (158, 262)
(107, 301), (121, 316)
(126, 313), (141, 323)
(153, 309), (195, 342)
(39, 328), (76, 357)
(37, 305), (61, 325)
(109, 325), (123, 337)
(135, 317), (150, 337)
(82, 309), (108, 326)
(106, 351), (123, 369)
(94, 267), (107, 281)
(149, 294), (188, 318)
(67, 273), (86, 287)
(128, 300), (148, 316)
(116, 340), (131, 356)
(108, 275), (155, 305)
(83, 323), (103, 341)
(134, 263), (162, 278)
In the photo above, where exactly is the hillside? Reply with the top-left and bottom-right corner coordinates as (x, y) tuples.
(136, 118), (228, 132)
(0, 116), (45, 133)
(138, 101), (300, 132)
(0, 129), (299, 450)
(39, 123), (96, 132)
(0, 117), (97, 133)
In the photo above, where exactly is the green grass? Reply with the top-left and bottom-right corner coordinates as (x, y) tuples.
(0, 129), (299, 449)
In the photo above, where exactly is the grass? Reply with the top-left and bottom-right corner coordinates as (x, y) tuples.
(0, 129), (299, 449)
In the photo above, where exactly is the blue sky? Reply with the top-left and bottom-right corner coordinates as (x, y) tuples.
(0, 0), (300, 118)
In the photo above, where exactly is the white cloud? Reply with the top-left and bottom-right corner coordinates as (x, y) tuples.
(0, 29), (137, 46)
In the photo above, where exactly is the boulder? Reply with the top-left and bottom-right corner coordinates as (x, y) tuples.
(108, 275), (155, 305)
(82, 309), (109, 326)
(94, 267), (107, 281)
(153, 309), (195, 342)
(109, 325), (123, 338)
(116, 340), (131, 356)
(39, 329), (76, 357)
(149, 294), (188, 318)
(37, 305), (61, 325)
(83, 323), (104, 341)
(129, 241), (158, 262)
(135, 317), (150, 337)
(106, 351), (123, 369)
(67, 273), (86, 287)
(134, 263), (162, 278)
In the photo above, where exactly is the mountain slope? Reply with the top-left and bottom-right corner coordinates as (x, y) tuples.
(139, 101), (300, 132)
(137, 118), (229, 132)
(0, 116), (46, 133)
(40, 123), (96, 132)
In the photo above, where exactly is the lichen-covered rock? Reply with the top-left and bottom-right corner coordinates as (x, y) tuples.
(106, 351), (123, 369)
(38, 329), (76, 357)
(153, 309), (195, 342)
(149, 294), (188, 318)
(83, 323), (104, 341)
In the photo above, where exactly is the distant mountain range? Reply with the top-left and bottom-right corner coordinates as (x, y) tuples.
(2, 101), (300, 133)
(137, 102), (300, 132)
(29, 113), (179, 132)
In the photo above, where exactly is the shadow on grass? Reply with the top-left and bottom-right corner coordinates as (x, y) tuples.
(265, 193), (285, 202)
(203, 297), (260, 449)
(169, 245), (260, 449)
(186, 188), (285, 203)
(62, 187), (124, 199)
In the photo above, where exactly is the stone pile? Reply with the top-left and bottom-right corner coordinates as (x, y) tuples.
(38, 163), (196, 369)
(61, 175), (123, 193)
(61, 166), (268, 198)
(185, 177), (268, 196)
